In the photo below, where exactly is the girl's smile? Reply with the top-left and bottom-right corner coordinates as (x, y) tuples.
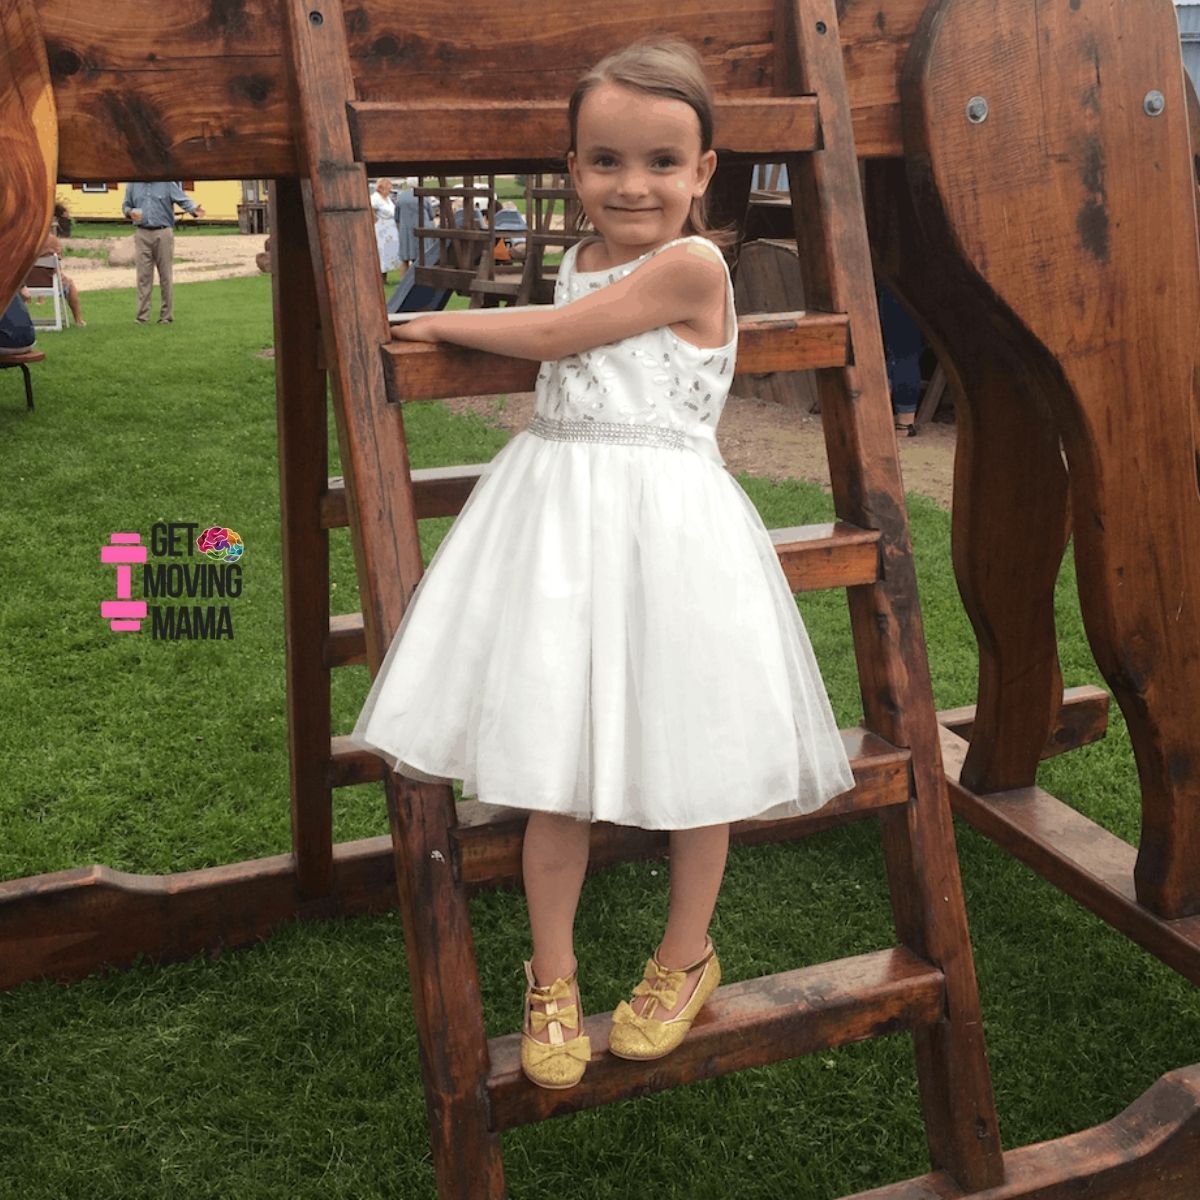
(568, 81), (716, 268)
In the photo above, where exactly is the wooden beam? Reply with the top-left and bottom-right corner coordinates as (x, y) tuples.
(936, 686), (1109, 765)
(383, 312), (850, 402)
(846, 1065), (1200, 1200)
(321, 465), (486, 529)
(348, 97), (820, 171)
(488, 948), (944, 1129)
(40, 0), (929, 181)
(941, 726), (1200, 987)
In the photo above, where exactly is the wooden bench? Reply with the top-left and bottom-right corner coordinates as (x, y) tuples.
(0, 349), (44, 410)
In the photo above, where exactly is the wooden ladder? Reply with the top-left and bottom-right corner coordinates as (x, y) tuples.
(276, 0), (1004, 1194)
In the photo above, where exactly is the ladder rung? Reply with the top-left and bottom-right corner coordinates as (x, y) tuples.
(327, 726), (909, 826)
(349, 97), (819, 170)
(486, 948), (944, 1130)
(383, 312), (850, 402)
(321, 464), (486, 529)
(322, 522), (881, 667)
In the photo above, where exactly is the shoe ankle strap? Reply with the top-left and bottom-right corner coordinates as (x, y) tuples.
(524, 959), (579, 997)
(652, 937), (715, 976)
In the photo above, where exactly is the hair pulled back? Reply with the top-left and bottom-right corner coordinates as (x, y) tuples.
(567, 38), (732, 246)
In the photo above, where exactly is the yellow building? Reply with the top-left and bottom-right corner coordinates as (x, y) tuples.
(56, 180), (267, 226)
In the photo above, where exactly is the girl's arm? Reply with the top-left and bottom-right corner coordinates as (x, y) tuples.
(392, 242), (726, 361)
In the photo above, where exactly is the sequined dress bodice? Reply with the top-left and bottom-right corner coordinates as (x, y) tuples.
(532, 236), (737, 465)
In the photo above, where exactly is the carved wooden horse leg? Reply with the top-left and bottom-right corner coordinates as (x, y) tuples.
(906, 0), (1200, 918)
(865, 157), (1071, 794)
(0, 0), (56, 303)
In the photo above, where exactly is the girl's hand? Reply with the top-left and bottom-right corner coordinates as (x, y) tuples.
(390, 316), (440, 343)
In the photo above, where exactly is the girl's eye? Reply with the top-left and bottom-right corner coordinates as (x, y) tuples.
(653, 157), (678, 169)
(594, 155), (617, 168)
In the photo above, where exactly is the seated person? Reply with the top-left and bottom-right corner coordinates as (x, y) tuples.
(23, 223), (86, 326)
(0, 292), (37, 355)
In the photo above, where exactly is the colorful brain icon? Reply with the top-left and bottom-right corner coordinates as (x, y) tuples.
(196, 526), (245, 562)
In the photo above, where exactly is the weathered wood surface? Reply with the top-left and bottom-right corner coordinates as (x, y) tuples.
(906, 0), (1200, 917)
(271, 177), (335, 899)
(865, 153), (1071, 795)
(936, 685), (1110, 764)
(0, 0), (56, 309)
(730, 239), (821, 411)
(847, 1065), (1200, 1199)
(488, 948), (945, 1129)
(349, 96), (821, 171)
(321, 465), (489, 529)
(779, 0), (1001, 1185)
(383, 311), (850, 402)
(32, 0), (927, 182)
(941, 725), (1200, 988)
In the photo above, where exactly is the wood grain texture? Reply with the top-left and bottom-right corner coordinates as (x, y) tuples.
(846, 1065), (1200, 1199)
(36, 0), (928, 181)
(350, 96), (820, 171)
(383, 311), (850, 401)
(0, 0), (56, 306)
(777, 0), (1002, 1184)
(865, 152), (1070, 795)
(271, 177), (335, 899)
(488, 949), (944, 1130)
(321, 464), (489, 529)
(941, 725), (1200, 989)
(936, 686), (1110, 763)
(909, 0), (1200, 917)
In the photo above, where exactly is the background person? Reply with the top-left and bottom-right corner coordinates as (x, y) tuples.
(371, 177), (401, 281)
(121, 182), (205, 324)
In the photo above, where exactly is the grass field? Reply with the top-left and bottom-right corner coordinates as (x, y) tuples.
(1, 276), (1198, 1199)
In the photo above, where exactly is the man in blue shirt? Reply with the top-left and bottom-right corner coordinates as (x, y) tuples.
(121, 182), (206, 324)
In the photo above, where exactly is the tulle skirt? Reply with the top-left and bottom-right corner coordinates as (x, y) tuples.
(350, 431), (856, 830)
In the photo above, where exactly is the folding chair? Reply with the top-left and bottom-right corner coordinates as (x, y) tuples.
(24, 254), (69, 331)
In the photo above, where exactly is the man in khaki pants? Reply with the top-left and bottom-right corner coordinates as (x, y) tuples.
(121, 182), (206, 324)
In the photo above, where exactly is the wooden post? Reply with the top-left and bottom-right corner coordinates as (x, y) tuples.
(271, 176), (334, 898)
(778, 0), (1003, 1186)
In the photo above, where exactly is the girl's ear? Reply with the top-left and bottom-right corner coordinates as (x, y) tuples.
(567, 150), (580, 189)
(694, 149), (718, 196)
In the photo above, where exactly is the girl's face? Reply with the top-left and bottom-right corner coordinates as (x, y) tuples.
(568, 81), (717, 261)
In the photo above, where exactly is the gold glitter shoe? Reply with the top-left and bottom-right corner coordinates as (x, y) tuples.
(608, 938), (720, 1061)
(520, 960), (592, 1090)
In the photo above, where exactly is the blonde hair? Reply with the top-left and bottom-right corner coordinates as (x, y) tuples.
(567, 38), (732, 247)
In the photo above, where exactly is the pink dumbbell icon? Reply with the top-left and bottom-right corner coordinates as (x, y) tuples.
(100, 532), (148, 632)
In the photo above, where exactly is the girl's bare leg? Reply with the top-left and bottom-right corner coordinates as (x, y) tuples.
(633, 822), (730, 1019)
(522, 811), (592, 1042)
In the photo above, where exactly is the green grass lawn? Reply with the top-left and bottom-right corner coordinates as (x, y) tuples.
(67, 220), (243, 239)
(1, 276), (1198, 1198)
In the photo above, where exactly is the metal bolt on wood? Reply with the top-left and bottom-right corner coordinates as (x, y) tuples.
(966, 96), (989, 124)
(1144, 90), (1165, 116)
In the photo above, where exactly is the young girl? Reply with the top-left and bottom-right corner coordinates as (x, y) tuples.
(351, 38), (855, 1090)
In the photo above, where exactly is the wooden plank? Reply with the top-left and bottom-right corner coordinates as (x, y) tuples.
(38, 0), (929, 181)
(383, 311), (850, 402)
(349, 97), (819, 170)
(270, 177), (334, 898)
(846, 1065), (1200, 1200)
(0, 837), (399, 990)
(940, 725), (1200, 988)
(487, 948), (944, 1130)
(778, 0), (1002, 1185)
(321, 465), (485, 529)
(936, 686), (1110, 765)
(322, 522), (880, 668)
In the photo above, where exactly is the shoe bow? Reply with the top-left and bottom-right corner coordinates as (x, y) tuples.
(529, 1004), (578, 1034)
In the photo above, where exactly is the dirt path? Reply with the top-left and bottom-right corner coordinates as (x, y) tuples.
(65, 233), (957, 506)
(445, 390), (957, 508)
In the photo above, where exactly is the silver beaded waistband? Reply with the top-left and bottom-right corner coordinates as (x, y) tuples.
(527, 413), (686, 450)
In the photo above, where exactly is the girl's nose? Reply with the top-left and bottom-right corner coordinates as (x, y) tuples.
(618, 170), (649, 197)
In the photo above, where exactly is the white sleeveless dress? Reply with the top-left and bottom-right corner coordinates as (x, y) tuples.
(351, 235), (855, 830)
